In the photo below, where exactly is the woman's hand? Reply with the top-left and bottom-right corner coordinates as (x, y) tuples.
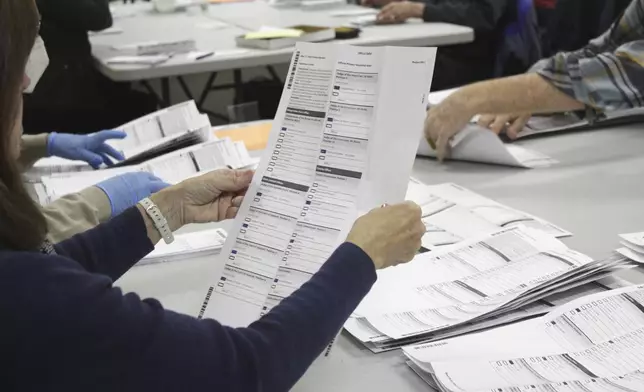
(347, 201), (425, 269)
(477, 113), (531, 140)
(141, 169), (254, 242)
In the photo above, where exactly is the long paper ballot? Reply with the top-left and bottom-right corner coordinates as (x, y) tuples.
(199, 42), (437, 326)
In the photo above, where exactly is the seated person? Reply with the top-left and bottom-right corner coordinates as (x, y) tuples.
(21, 130), (170, 243)
(22, 0), (157, 135)
(363, 0), (515, 90)
(424, 0), (644, 160)
(19, 26), (169, 242)
(2, 3), (425, 387)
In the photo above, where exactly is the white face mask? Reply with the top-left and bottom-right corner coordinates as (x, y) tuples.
(24, 36), (49, 94)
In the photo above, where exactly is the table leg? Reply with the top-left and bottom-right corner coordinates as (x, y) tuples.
(161, 77), (171, 107)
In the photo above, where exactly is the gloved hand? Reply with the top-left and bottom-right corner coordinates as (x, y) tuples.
(96, 172), (170, 217)
(47, 130), (127, 169)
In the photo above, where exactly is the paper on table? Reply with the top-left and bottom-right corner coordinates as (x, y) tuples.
(417, 124), (558, 168)
(198, 42), (437, 327)
(415, 285), (644, 391)
(407, 182), (571, 249)
(139, 228), (228, 266)
(108, 101), (208, 160)
(617, 247), (644, 263)
(352, 226), (599, 340)
(105, 55), (171, 66)
(38, 139), (252, 203)
(330, 8), (378, 17)
(89, 26), (124, 36)
(349, 14), (377, 27)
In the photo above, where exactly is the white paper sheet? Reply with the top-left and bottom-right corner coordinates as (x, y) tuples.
(414, 284), (644, 392)
(198, 42), (437, 327)
(37, 139), (252, 204)
(417, 124), (557, 168)
(356, 227), (594, 340)
(406, 182), (571, 250)
(138, 228), (228, 266)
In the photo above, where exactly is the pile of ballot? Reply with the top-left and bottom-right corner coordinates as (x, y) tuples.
(30, 101), (257, 205)
(616, 231), (644, 264)
(403, 283), (644, 391)
(137, 228), (228, 266)
(343, 182), (636, 353)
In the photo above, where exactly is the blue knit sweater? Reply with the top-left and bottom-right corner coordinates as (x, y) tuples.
(0, 207), (376, 391)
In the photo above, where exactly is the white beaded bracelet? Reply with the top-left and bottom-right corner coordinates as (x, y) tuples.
(138, 197), (174, 244)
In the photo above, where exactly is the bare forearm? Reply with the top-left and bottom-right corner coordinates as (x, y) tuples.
(447, 73), (585, 117)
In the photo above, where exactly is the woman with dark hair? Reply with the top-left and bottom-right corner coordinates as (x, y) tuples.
(1, 1), (425, 389)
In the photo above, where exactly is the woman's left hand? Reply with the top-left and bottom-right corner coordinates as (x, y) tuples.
(147, 169), (254, 233)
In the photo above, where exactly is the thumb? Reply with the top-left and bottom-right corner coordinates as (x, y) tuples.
(206, 169), (254, 192)
(77, 150), (105, 169)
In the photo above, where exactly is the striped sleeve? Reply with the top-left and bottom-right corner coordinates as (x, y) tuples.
(530, 0), (644, 111)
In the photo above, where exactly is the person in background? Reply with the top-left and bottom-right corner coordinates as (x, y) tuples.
(22, 0), (157, 135)
(3, 2), (426, 390)
(19, 36), (170, 242)
(20, 130), (170, 243)
(362, 0), (515, 91)
(424, 0), (644, 160)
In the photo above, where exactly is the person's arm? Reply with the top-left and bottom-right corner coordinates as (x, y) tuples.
(36, 0), (112, 32)
(43, 186), (111, 244)
(444, 73), (585, 120)
(54, 206), (154, 280)
(19, 133), (48, 170)
(9, 241), (376, 391)
(418, 0), (509, 30)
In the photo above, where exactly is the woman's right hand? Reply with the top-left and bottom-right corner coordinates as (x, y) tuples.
(347, 201), (424, 270)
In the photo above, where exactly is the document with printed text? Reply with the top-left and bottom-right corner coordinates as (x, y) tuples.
(198, 42), (437, 326)
(405, 284), (644, 392)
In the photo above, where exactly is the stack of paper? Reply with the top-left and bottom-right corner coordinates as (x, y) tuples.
(417, 123), (558, 168)
(404, 283), (644, 392)
(138, 228), (227, 266)
(406, 181), (570, 250)
(616, 231), (644, 263)
(344, 227), (635, 352)
(30, 101), (211, 177)
(198, 42), (437, 326)
(36, 138), (253, 204)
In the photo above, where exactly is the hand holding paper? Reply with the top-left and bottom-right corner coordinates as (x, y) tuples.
(347, 202), (425, 269)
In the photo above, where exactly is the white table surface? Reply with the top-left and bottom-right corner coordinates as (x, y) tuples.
(116, 124), (644, 391)
(91, 2), (473, 81)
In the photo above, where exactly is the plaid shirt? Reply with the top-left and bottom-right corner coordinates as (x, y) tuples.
(531, 0), (644, 112)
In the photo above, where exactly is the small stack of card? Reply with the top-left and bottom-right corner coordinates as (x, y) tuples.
(616, 231), (644, 263)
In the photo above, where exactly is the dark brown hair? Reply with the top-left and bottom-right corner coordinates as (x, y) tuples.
(0, 0), (47, 250)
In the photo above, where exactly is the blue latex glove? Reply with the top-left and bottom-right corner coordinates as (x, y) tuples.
(96, 172), (170, 217)
(47, 130), (128, 169)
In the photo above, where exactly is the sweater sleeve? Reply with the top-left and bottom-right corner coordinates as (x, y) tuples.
(44, 186), (112, 244)
(54, 206), (154, 280)
(19, 134), (49, 170)
(4, 242), (376, 391)
(419, 0), (510, 32)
